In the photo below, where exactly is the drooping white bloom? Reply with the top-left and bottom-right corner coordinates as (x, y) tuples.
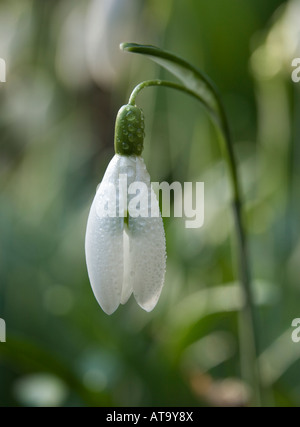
(85, 153), (166, 315)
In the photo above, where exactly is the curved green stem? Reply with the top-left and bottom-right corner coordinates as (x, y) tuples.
(129, 79), (214, 114)
(123, 43), (262, 406)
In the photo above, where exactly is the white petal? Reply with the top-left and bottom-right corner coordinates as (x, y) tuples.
(85, 155), (124, 315)
(127, 157), (166, 312)
(120, 229), (132, 304)
(85, 154), (166, 314)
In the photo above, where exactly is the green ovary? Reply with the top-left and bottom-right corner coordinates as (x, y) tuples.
(114, 104), (145, 156)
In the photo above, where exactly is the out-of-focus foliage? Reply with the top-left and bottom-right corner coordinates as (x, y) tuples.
(0, 0), (299, 407)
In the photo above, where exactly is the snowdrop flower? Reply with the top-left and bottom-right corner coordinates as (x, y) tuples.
(85, 104), (166, 314)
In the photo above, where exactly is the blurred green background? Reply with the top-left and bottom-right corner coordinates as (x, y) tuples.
(1, 0), (300, 407)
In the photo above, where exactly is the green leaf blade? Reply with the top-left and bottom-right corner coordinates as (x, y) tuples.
(120, 42), (221, 120)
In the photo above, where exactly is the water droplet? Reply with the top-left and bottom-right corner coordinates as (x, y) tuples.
(125, 166), (135, 177)
(128, 133), (135, 142)
(126, 111), (135, 121)
(122, 142), (129, 150)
